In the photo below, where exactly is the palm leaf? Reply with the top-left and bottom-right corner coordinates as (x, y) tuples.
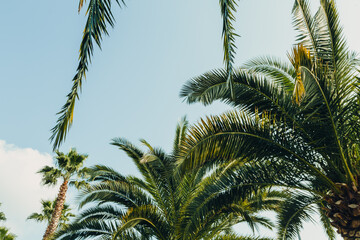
(219, 0), (239, 98)
(50, 0), (126, 150)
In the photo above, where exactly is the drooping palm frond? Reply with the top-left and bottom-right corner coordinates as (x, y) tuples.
(180, 69), (297, 120)
(50, 0), (126, 150)
(317, 201), (336, 240)
(244, 56), (295, 94)
(219, 0), (239, 98)
(276, 192), (318, 240)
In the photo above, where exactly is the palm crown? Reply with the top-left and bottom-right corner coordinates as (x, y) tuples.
(27, 199), (75, 230)
(180, 0), (360, 239)
(54, 118), (283, 240)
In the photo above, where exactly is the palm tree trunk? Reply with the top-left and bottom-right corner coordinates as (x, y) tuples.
(42, 179), (68, 240)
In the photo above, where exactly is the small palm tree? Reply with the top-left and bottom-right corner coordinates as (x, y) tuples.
(0, 205), (16, 240)
(28, 199), (75, 230)
(54, 118), (282, 240)
(0, 203), (6, 222)
(39, 148), (88, 240)
(180, 0), (360, 239)
(0, 227), (16, 240)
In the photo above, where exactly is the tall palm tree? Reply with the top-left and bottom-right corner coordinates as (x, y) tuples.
(0, 227), (16, 240)
(27, 199), (75, 230)
(50, 0), (240, 150)
(39, 148), (88, 240)
(179, 0), (360, 239)
(54, 118), (282, 240)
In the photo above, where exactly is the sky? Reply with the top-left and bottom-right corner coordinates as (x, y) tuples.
(1, 0), (360, 239)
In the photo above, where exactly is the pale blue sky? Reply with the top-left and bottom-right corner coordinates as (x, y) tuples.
(1, 0), (359, 239)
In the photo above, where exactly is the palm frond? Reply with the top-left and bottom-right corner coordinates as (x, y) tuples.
(292, 0), (319, 59)
(178, 109), (335, 188)
(277, 192), (318, 240)
(317, 201), (336, 240)
(219, 0), (239, 98)
(50, 0), (126, 150)
(244, 56), (295, 93)
(113, 205), (169, 240)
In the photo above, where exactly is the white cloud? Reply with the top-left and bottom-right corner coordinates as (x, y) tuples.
(0, 140), (59, 239)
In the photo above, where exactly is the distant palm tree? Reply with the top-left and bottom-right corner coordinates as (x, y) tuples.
(39, 149), (88, 240)
(0, 204), (5, 222)
(179, 0), (360, 239)
(54, 118), (282, 240)
(0, 205), (16, 240)
(0, 227), (16, 240)
(50, 0), (239, 150)
(28, 199), (75, 230)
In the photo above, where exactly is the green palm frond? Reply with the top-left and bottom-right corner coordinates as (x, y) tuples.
(180, 69), (297, 119)
(113, 205), (169, 240)
(292, 0), (319, 59)
(50, 0), (126, 150)
(38, 166), (62, 185)
(317, 202), (336, 240)
(173, 116), (189, 155)
(244, 56), (295, 93)
(277, 192), (318, 240)
(179, 110), (334, 187)
(219, 0), (239, 98)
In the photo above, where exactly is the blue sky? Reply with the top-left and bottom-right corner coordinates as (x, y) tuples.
(1, 0), (359, 239)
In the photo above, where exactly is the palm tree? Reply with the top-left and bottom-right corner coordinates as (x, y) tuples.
(0, 227), (16, 240)
(179, 0), (360, 239)
(27, 199), (75, 230)
(0, 204), (6, 222)
(50, 0), (240, 150)
(54, 118), (282, 240)
(39, 148), (88, 240)
(0, 205), (16, 240)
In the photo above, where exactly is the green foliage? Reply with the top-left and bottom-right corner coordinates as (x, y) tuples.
(54, 119), (282, 239)
(50, 0), (126, 150)
(180, 0), (359, 239)
(39, 148), (88, 184)
(0, 205), (16, 240)
(0, 204), (5, 222)
(0, 227), (16, 240)
(219, 0), (239, 98)
(27, 199), (75, 230)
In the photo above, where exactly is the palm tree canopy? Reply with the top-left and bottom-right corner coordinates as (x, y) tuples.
(54, 118), (282, 240)
(0, 227), (16, 240)
(179, 0), (360, 239)
(0, 204), (6, 222)
(38, 148), (88, 185)
(27, 199), (75, 229)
